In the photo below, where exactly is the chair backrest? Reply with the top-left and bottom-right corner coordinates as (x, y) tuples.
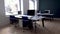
(22, 16), (33, 29)
(10, 16), (17, 20)
(22, 16), (29, 20)
(10, 16), (15, 18)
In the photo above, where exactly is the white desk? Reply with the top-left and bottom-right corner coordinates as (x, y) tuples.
(15, 15), (45, 27)
(15, 15), (33, 19)
(31, 16), (44, 20)
(37, 13), (54, 20)
(37, 13), (53, 15)
(30, 16), (45, 31)
(15, 15), (45, 32)
(15, 15), (44, 19)
(15, 15), (33, 28)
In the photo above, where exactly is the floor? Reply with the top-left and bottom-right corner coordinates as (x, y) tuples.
(0, 20), (60, 34)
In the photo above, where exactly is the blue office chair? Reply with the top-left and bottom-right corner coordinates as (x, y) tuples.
(22, 16), (33, 29)
(10, 15), (19, 27)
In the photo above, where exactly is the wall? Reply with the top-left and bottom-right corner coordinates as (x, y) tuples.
(0, 0), (29, 27)
(39, 0), (60, 18)
(0, 0), (9, 27)
(23, 0), (29, 15)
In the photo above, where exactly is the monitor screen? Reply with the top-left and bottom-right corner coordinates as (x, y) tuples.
(18, 11), (21, 14)
(27, 10), (35, 16)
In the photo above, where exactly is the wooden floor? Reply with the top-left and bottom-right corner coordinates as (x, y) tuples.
(0, 20), (60, 34)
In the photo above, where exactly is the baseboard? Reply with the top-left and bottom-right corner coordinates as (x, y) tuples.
(53, 18), (60, 20)
(44, 18), (60, 21)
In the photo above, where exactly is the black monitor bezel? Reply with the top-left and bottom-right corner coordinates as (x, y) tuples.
(27, 10), (35, 16)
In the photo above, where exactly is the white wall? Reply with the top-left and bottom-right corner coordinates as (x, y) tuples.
(0, 0), (9, 27)
(23, 0), (29, 15)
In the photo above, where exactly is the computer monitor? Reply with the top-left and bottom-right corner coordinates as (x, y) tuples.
(27, 10), (35, 16)
(18, 11), (21, 14)
(41, 11), (49, 14)
(41, 10), (50, 14)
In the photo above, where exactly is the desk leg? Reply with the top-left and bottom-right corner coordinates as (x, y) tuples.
(34, 21), (36, 32)
(42, 18), (45, 27)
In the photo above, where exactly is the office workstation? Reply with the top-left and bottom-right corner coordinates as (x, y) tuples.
(9, 10), (45, 31)
(6, 9), (54, 33)
(0, 0), (60, 34)
(4, 0), (54, 32)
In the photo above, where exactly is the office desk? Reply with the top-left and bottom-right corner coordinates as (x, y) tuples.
(15, 15), (45, 32)
(37, 13), (54, 20)
(30, 16), (45, 32)
(15, 15), (33, 27)
(40, 13), (54, 20)
(15, 15), (33, 19)
(40, 13), (53, 15)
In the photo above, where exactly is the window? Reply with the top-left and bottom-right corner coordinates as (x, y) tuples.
(4, 0), (23, 15)
(35, 0), (37, 10)
(29, 0), (37, 10)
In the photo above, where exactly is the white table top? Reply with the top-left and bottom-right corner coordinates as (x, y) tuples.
(15, 15), (45, 20)
(31, 16), (45, 20)
(37, 13), (53, 15)
(15, 15), (33, 19)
